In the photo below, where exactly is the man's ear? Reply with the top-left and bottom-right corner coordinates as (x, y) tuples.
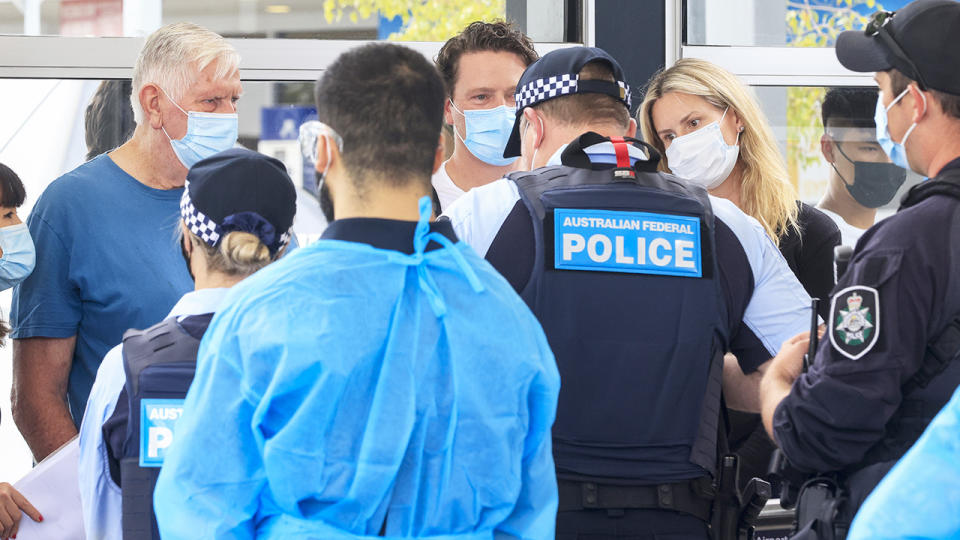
(908, 84), (929, 124)
(141, 84), (164, 129)
(626, 118), (638, 138)
(433, 134), (445, 174)
(523, 108), (544, 148)
(820, 133), (835, 163)
(444, 97), (455, 126)
(315, 136), (329, 173)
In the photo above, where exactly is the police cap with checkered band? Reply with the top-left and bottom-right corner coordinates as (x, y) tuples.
(181, 148), (297, 256)
(503, 46), (632, 158)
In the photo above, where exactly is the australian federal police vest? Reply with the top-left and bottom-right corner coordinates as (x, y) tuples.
(119, 313), (213, 540)
(508, 133), (728, 484)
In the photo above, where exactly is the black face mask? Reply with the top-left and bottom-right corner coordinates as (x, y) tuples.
(315, 170), (335, 223)
(833, 141), (907, 208)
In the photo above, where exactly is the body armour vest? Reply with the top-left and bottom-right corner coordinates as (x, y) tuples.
(855, 166), (960, 473)
(119, 312), (213, 540)
(508, 134), (729, 484)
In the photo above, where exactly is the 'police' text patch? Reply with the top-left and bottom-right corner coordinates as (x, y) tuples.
(553, 208), (702, 277)
(140, 399), (185, 467)
(829, 285), (880, 361)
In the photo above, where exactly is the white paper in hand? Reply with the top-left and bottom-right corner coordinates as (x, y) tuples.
(13, 437), (85, 539)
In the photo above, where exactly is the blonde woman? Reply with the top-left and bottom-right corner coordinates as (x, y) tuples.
(640, 58), (839, 314)
(639, 58), (840, 487)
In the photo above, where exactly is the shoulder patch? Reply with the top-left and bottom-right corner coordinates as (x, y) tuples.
(829, 286), (880, 360)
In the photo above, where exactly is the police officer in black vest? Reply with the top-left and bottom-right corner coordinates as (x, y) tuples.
(759, 1), (960, 538)
(443, 46), (814, 540)
(76, 148), (297, 540)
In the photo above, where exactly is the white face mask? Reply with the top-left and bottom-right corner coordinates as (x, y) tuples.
(665, 108), (741, 190)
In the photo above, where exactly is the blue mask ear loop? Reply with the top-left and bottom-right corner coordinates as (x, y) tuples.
(410, 196), (485, 318)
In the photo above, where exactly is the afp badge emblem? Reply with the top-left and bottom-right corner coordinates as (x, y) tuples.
(829, 286), (879, 360)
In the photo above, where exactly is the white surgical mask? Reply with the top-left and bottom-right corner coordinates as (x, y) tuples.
(665, 108), (741, 189)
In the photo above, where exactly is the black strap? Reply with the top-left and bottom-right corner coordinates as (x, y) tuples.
(559, 131), (661, 172)
(903, 315), (960, 394)
(557, 479), (713, 522)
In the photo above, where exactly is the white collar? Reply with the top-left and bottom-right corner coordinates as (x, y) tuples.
(167, 287), (232, 319)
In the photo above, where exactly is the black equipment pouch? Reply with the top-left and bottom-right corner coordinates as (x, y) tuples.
(791, 476), (849, 540)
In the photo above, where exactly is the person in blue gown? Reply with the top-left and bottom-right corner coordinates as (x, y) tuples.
(847, 384), (960, 540)
(153, 42), (560, 539)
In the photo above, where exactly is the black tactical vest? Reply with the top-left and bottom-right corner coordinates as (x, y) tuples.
(508, 133), (729, 483)
(119, 313), (213, 540)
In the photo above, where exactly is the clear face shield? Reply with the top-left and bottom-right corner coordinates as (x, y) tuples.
(298, 120), (344, 222)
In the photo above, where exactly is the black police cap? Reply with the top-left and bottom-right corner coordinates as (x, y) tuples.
(503, 46), (632, 158)
(184, 148), (297, 253)
(836, 0), (960, 96)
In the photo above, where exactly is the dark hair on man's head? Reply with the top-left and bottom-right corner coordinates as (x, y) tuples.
(436, 20), (538, 98)
(534, 60), (630, 128)
(0, 162), (26, 208)
(315, 43), (445, 190)
(887, 68), (960, 121)
(821, 87), (878, 130)
(85, 80), (135, 161)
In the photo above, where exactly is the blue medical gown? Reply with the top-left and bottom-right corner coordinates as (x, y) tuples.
(153, 221), (561, 539)
(847, 384), (960, 539)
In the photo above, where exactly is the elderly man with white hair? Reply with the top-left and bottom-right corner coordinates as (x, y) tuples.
(9, 22), (242, 463)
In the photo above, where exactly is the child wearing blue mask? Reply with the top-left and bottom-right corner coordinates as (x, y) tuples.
(0, 162), (41, 540)
(0, 163), (35, 326)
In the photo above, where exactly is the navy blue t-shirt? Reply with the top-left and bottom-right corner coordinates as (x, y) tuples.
(12, 155), (193, 426)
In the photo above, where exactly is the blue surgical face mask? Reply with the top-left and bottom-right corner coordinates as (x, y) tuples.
(0, 223), (36, 290)
(875, 87), (925, 172)
(450, 100), (518, 167)
(160, 88), (238, 169)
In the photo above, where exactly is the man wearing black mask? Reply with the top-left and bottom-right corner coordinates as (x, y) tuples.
(817, 87), (907, 247)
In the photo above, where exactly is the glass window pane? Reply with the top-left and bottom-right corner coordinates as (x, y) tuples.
(686, 0), (916, 47)
(0, 0), (572, 41)
(754, 85), (921, 226)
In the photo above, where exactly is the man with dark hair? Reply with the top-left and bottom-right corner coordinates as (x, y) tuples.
(759, 1), (960, 535)
(432, 20), (538, 211)
(153, 42), (560, 539)
(817, 87), (906, 246)
(84, 80), (136, 161)
(444, 46), (812, 539)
